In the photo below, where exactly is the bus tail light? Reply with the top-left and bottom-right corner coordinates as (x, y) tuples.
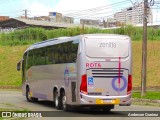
(80, 74), (87, 94)
(127, 75), (132, 94)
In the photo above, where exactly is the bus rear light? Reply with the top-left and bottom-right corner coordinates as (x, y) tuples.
(80, 74), (87, 94)
(127, 75), (132, 94)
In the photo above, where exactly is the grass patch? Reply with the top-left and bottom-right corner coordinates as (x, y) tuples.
(132, 41), (160, 87)
(0, 108), (28, 111)
(0, 45), (29, 86)
(0, 102), (29, 111)
(132, 91), (160, 100)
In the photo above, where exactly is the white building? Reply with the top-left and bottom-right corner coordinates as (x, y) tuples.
(114, 2), (153, 25)
(63, 16), (74, 23)
(49, 12), (63, 22)
(48, 12), (74, 24)
(114, 9), (127, 24)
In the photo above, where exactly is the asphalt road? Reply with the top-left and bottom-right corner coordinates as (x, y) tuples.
(0, 90), (160, 120)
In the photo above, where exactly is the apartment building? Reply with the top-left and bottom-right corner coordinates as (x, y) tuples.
(114, 2), (153, 25)
(63, 16), (74, 23)
(49, 12), (63, 22)
(48, 12), (74, 23)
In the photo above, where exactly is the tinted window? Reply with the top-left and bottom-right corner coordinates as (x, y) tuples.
(52, 40), (78, 64)
(27, 50), (34, 69)
(34, 47), (47, 65)
(46, 46), (54, 64)
(22, 52), (27, 82)
(26, 40), (79, 69)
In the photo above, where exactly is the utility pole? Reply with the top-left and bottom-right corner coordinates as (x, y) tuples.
(141, 0), (148, 96)
(81, 21), (84, 34)
(103, 19), (106, 28)
(23, 9), (28, 19)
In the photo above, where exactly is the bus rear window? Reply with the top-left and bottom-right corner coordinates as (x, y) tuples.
(85, 38), (129, 58)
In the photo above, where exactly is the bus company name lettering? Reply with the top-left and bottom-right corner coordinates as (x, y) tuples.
(86, 63), (101, 68)
(99, 42), (116, 48)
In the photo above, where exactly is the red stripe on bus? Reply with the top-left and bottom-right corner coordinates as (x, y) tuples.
(118, 57), (121, 91)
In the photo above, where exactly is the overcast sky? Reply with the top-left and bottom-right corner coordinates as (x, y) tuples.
(0, 0), (159, 24)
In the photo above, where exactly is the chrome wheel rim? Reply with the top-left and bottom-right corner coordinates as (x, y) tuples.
(28, 90), (31, 100)
(62, 95), (66, 109)
(55, 95), (58, 107)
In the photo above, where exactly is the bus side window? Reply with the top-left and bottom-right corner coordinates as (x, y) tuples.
(27, 50), (33, 69)
(46, 46), (54, 64)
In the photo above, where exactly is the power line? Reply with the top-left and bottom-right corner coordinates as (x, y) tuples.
(65, 5), (131, 18)
(0, 11), (22, 14)
(71, 9), (123, 19)
(58, 1), (134, 20)
(59, 0), (148, 22)
(0, 0), (18, 4)
(29, 4), (131, 18)
(70, 7), (147, 20)
(64, 0), (131, 16)
(23, 5), (132, 18)
(64, 0), (130, 15)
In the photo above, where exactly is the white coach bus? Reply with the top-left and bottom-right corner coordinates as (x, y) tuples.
(17, 34), (132, 111)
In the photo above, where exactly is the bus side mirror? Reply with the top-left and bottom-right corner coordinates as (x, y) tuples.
(17, 62), (21, 71)
(17, 59), (23, 71)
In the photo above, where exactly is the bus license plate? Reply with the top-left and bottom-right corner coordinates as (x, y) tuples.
(104, 100), (112, 103)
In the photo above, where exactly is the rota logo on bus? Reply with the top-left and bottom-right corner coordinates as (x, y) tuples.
(86, 63), (101, 68)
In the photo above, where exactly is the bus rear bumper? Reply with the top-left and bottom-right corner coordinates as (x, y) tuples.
(79, 92), (132, 106)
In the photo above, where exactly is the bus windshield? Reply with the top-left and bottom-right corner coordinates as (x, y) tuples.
(85, 38), (129, 58)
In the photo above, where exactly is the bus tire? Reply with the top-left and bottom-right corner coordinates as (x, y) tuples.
(102, 105), (114, 112)
(54, 90), (60, 109)
(31, 97), (38, 102)
(103, 107), (112, 112)
(60, 91), (70, 111)
(26, 87), (38, 102)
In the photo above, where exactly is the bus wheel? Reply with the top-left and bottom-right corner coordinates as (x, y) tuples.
(54, 91), (60, 109)
(31, 97), (38, 102)
(60, 91), (70, 111)
(102, 105), (114, 112)
(26, 87), (32, 102)
(26, 87), (38, 102)
(103, 107), (112, 112)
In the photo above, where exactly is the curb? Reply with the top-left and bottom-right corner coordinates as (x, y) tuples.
(132, 98), (160, 104)
(133, 86), (160, 91)
(0, 103), (25, 111)
(0, 86), (21, 89)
